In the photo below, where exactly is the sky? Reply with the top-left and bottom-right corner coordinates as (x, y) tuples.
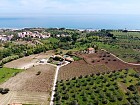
(0, 0), (140, 17)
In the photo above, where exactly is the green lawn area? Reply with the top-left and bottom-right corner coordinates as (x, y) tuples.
(0, 67), (23, 84)
(54, 69), (140, 105)
(71, 55), (82, 61)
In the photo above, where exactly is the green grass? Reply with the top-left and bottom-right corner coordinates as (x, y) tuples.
(111, 31), (140, 38)
(54, 69), (140, 105)
(0, 67), (23, 84)
(71, 56), (82, 61)
(47, 37), (59, 43)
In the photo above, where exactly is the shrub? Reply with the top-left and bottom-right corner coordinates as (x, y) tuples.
(72, 94), (76, 98)
(36, 71), (41, 75)
(55, 95), (61, 101)
(63, 94), (69, 100)
(134, 74), (139, 78)
(110, 96), (117, 102)
(79, 75), (83, 79)
(72, 77), (76, 80)
(1, 88), (9, 94)
(101, 58), (105, 60)
(92, 60), (95, 63)
(113, 59), (117, 61)
(136, 82), (140, 86)
(118, 96), (123, 101)
(0, 88), (3, 93)
(105, 61), (108, 64)
(127, 85), (136, 91)
(102, 99), (108, 104)
(88, 103), (93, 105)
(12, 72), (19, 77)
(94, 100), (99, 104)
(83, 96), (87, 101)
(70, 100), (78, 105)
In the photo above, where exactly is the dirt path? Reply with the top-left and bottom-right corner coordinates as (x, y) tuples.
(50, 66), (60, 105)
(50, 61), (70, 105)
(101, 49), (140, 66)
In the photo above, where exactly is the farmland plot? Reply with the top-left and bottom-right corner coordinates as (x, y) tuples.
(58, 60), (109, 80)
(55, 69), (140, 105)
(4, 50), (54, 69)
(0, 64), (56, 105)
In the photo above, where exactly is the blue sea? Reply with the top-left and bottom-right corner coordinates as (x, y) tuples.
(0, 14), (140, 29)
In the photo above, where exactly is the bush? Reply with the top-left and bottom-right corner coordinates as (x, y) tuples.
(0, 88), (3, 93)
(1, 88), (9, 94)
(136, 82), (140, 86)
(55, 95), (61, 101)
(36, 71), (41, 75)
(83, 96), (87, 101)
(63, 94), (69, 100)
(110, 96), (117, 102)
(102, 99), (108, 104)
(127, 85), (136, 91)
(94, 100), (99, 104)
(118, 96), (123, 101)
(70, 100), (78, 105)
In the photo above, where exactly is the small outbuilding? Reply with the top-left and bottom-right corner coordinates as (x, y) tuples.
(65, 57), (74, 62)
(87, 48), (95, 54)
(39, 59), (47, 63)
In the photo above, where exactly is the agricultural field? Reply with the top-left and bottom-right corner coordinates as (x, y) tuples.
(58, 50), (140, 81)
(54, 69), (140, 105)
(0, 67), (23, 84)
(109, 31), (140, 63)
(58, 60), (110, 80)
(76, 50), (136, 70)
(0, 64), (56, 105)
(4, 50), (54, 69)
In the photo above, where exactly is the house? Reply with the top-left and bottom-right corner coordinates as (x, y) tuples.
(65, 57), (74, 62)
(0, 35), (8, 42)
(87, 48), (95, 54)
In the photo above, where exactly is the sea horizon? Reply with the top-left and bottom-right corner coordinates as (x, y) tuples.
(1, 14), (140, 30)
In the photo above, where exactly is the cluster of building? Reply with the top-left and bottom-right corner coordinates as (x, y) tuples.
(56, 34), (70, 37)
(81, 47), (95, 54)
(18, 31), (51, 39)
(0, 35), (14, 42)
(0, 31), (51, 42)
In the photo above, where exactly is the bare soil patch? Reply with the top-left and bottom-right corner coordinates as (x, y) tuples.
(76, 50), (140, 71)
(0, 64), (56, 92)
(4, 50), (54, 69)
(0, 64), (56, 105)
(58, 50), (140, 80)
(58, 60), (109, 80)
(0, 91), (49, 105)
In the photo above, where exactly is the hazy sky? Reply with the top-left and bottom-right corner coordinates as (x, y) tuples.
(0, 0), (140, 17)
